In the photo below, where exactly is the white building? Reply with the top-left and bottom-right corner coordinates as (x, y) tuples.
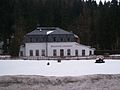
(19, 27), (95, 59)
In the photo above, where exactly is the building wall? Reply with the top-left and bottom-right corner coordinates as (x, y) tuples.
(48, 42), (94, 56)
(22, 42), (94, 57)
(25, 43), (46, 56)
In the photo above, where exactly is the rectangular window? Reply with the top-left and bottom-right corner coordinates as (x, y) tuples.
(75, 50), (78, 56)
(20, 51), (23, 56)
(67, 38), (70, 41)
(82, 50), (85, 56)
(36, 50), (39, 56)
(53, 37), (56, 42)
(67, 49), (71, 56)
(29, 50), (33, 56)
(53, 49), (57, 56)
(60, 49), (64, 57)
(61, 38), (63, 42)
(30, 38), (32, 42)
(36, 38), (38, 42)
(41, 49), (45, 56)
(89, 51), (92, 55)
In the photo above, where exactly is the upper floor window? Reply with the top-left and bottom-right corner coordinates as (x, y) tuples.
(67, 49), (71, 56)
(61, 38), (63, 42)
(36, 38), (38, 42)
(43, 37), (46, 42)
(67, 38), (70, 42)
(53, 37), (56, 42)
(30, 38), (32, 42)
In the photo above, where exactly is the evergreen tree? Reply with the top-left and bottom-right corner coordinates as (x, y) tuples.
(1, 0), (120, 55)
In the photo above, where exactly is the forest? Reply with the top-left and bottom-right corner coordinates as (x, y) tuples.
(0, 0), (120, 56)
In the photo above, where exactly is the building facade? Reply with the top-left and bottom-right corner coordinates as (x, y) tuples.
(19, 27), (95, 59)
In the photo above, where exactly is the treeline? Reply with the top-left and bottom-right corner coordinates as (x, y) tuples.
(0, 0), (120, 56)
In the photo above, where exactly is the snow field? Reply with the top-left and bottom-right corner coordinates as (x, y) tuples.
(0, 59), (120, 76)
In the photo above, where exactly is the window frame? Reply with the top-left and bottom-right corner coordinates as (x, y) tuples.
(41, 49), (45, 56)
(82, 49), (85, 56)
(36, 50), (39, 56)
(60, 49), (64, 57)
(53, 37), (56, 42)
(67, 49), (71, 56)
(75, 49), (78, 56)
(53, 49), (57, 56)
(20, 51), (23, 56)
(29, 50), (33, 56)
(89, 50), (92, 55)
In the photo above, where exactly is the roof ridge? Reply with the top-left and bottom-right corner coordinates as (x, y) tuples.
(26, 27), (74, 35)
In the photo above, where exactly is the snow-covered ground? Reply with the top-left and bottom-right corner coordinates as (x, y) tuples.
(0, 59), (120, 76)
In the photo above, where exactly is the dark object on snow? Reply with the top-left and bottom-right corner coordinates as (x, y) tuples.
(95, 58), (105, 63)
(47, 62), (50, 65)
(57, 59), (61, 63)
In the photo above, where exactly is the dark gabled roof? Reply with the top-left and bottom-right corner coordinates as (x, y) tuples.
(26, 27), (73, 36)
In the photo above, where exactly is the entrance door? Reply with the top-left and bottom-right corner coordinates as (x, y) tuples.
(60, 49), (64, 57)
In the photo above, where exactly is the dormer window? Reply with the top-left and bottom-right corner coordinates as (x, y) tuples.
(61, 38), (63, 42)
(53, 37), (56, 42)
(30, 38), (32, 42)
(36, 38), (38, 42)
(68, 38), (70, 41)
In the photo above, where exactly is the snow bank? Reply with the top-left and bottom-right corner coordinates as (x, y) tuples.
(0, 74), (120, 90)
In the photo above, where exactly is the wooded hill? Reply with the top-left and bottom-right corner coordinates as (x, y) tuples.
(0, 0), (120, 56)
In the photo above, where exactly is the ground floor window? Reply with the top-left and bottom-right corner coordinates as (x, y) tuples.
(60, 49), (64, 57)
(41, 49), (45, 56)
(89, 50), (92, 55)
(75, 50), (78, 56)
(82, 50), (85, 56)
(67, 49), (71, 56)
(36, 50), (39, 56)
(29, 50), (33, 56)
(53, 49), (57, 56)
(20, 51), (23, 56)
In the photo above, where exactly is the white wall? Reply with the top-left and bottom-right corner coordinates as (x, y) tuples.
(48, 42), (94, 56)
(25, 43), (46, 56)
(22, 42), (94, 57)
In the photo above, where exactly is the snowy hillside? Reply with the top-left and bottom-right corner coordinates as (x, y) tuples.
(0, 74), (120, 90)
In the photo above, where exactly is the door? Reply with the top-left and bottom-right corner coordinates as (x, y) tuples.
(60, 49), (64, 57)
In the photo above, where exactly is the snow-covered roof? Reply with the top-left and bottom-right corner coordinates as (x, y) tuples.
(75, 42), (95, 50)
(47, 31), (54, 35)
(27, 27), (73, 36)
(74, 34), (79, 38)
